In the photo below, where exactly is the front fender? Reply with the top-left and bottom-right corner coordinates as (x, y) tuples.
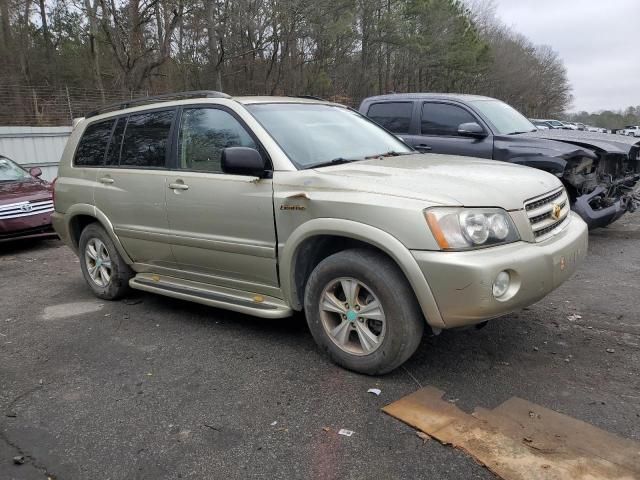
(509, 156), (567, 176)
(279, 218), (445, 329)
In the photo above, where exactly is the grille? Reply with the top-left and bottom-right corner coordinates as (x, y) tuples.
(0, 200), (54, 220)
(524, 188), (570, 242)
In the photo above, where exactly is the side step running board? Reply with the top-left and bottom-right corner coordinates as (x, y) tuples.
(130, 273), (293, 319)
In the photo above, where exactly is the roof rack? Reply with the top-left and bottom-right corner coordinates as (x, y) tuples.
(85, 90), (231, 118)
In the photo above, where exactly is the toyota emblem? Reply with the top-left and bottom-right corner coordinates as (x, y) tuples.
(19, 203), (33, 212)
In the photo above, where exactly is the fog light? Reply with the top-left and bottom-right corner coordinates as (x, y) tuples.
(492, 271), (510, 298)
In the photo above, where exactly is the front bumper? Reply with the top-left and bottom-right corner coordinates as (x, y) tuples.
(0, 212), (54, 241)
(572, 186), (633, 229)
(412, 212), (588, 328)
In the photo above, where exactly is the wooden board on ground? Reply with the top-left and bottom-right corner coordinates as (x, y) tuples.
(382, 387), (640, 480)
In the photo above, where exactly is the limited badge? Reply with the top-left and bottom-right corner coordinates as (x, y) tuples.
(280, 204), (306, 211)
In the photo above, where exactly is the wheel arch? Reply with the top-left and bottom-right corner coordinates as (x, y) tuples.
(279, 218), (445, 328)
(64, 204), (133, 264)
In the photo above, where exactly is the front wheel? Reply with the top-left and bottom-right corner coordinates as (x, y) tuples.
(304, 249), (424, 375)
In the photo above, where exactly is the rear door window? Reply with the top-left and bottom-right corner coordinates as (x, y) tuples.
(421, 102), (477, 136)
(367, 102), (413, 134)
(119, 110), (175, 168)
(74, 119), (115, 167)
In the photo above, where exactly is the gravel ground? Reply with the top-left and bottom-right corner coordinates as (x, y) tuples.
(1, 215), (639, 480)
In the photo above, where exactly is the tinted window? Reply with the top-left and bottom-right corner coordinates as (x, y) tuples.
(74, 119), (114, 166)
(421, 103), (477, 136)
(105, 117), (126, 166)
(120, 110), (174, 168)
(178, 108), (257, 173)
(367, 102), (412, 133)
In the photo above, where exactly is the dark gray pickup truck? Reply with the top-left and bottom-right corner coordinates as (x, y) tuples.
(359, 93), (640, 229)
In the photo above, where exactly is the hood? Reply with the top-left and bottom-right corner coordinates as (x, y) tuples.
(0, 179), (52, 207)
(312, 154), (562, 210)
(493, 134), (597, 161)
(521, 129), (639, 155)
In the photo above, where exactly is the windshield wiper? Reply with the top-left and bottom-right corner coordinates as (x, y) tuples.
(306, 157), (359, 169)
(306, 151), (411, 169)
(508, 129), (537, 135)
(364, 150), (412, 159)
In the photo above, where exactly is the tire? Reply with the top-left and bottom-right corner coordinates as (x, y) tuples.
(304, 248), (424, 375)
(78, 223), (133, 300)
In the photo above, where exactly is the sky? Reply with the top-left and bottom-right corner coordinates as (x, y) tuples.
(491, 0), (639, 113)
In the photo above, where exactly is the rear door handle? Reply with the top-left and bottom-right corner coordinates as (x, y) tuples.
(169, 183), (189, 191)
(415, 144), (432, 152)
(99, 177), (114, 184)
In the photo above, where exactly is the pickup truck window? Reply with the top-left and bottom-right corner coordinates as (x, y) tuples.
(421, 102), (477, 136)
(178, 108), (257, 173)
(469, 99), (536, 135)
(366, 102), (412, 134)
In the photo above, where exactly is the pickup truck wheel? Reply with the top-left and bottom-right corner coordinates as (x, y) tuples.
(304, 249), (424, 375)
(79, 223), (133, 300)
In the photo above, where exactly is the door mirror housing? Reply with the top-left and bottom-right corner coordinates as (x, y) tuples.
(457, 122), (486, 138)
(29, 167), (43, 178)
(221, 147), (268, 177)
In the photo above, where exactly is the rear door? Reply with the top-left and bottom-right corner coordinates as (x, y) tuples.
(404, 101), (494, 158)
(365, 101), (414, 137)
(94, 109), (177, 268)
(164, 105), (278, 290)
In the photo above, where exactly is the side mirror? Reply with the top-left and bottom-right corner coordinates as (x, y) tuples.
(29, 167), (43, 178)
(457, 122), (486, 138)
(221, 147), (268, 177)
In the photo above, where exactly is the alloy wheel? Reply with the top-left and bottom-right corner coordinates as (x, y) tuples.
(84, 238), (112, 287)
(319, 277), (386, 356)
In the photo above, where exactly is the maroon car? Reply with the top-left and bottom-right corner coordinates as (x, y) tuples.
(0, 155), (55, 241)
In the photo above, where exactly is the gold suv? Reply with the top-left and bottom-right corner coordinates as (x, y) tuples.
(53, 91), (588, 374)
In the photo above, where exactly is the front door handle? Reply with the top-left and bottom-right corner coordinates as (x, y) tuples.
(415, 144), (432, 152)
(99, 177), (114, 184)
(169, 182), (189, 191)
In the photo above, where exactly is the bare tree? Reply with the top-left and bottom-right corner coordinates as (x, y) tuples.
(99, 0), (183, 91)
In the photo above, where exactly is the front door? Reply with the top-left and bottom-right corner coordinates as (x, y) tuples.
(94, 109), (177, 268)
(164, 106), (278, 290)
(403, 101), (494, 159)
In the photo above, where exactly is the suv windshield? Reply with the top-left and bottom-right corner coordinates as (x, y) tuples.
(0, 157), (31, 182)
(469, 99), (536, 135)
(246, 103), (412, 169)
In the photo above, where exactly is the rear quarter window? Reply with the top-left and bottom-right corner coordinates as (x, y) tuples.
(367, 102), (413, 134)
(73, 119), (115, 167)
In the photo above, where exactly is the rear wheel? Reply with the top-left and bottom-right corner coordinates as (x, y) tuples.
(79, 223), (133, 300)
(304, 249), (424, 375)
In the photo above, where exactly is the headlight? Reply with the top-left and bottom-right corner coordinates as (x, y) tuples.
(424, 207), (520, 250)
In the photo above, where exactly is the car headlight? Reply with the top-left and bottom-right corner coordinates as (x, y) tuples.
(424, 207), (520, 250)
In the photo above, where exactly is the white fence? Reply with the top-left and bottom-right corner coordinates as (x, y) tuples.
(0, 126), (72, 181)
